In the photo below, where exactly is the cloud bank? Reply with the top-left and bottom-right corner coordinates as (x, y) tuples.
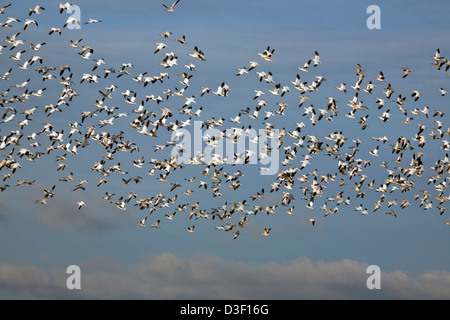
(1, 253), (449, 299)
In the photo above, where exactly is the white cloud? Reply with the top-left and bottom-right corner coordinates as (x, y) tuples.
(0, 253), (449, 299)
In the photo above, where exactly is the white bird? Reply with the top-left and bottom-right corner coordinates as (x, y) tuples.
(176, 35), (187, 44)
(138, 217), (147, 227)
(374, 71), (386, 82)
(188, 46), (206, 61)
(411, 90), (422, 101)
(260, 228), (271, 236)
(213, 82), (230, 97)
(336, 83), (346, 93)
(438, 88), (448, 96)
(369, 145), (379, 156)
(79, 50), (93, 60)
(236, 67), (248, 76)
(312, 51), (321, 67)
(77, 201), (85, 210)
(14, 78), (31, 89)
(298, 59), (312, 72)
(10, 50), (25, 61)
(377, 109), (392, 122)
(32, 88), (46, 97)
(29, 5), (45, 16)
(84, 19), (102, 25)
(49, 27), (61, 35)
(17, 59), (30, 70)
(29, 55), (43, 65)
(163, 0), (181, 12)
(280, 86), (290, 97)
(0, 68), (11, 80)
(63, 16), (80, 28)
(257, 46), (275, 62)
(184, 63), (196, 71)
(116, 201), (126, 211)
(92, 58), (106, 71)
(150, 219), (161, 228)
(58, 2), (73, 14)
(30, 42), (46, 51)
(154, 42), (167, 54)
(402, 67), (413, 78)
(431, 48), (444, 63)
(248, 61), (260, 71)
(69, 39), (83, 48)
(253, 90), (265, 99)
(23, 19), (38, 30)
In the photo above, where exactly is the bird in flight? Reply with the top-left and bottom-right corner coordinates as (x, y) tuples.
(163, 0), (180, 13)
(84, 19), (102, 25)
(77, 201), (86, 210)
(138, 217), (147, 227)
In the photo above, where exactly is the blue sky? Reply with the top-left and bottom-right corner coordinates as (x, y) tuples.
(0, 0), (450, 299)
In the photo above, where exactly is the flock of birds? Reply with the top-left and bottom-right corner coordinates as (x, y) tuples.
(1, 2), (450, 239)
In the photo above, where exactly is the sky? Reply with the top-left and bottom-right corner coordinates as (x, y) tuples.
(0, 0), (450, 300)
